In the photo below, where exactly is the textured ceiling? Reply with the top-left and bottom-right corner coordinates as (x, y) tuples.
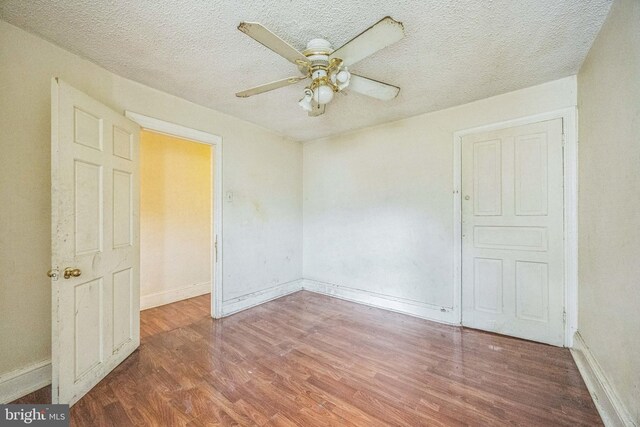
(0, 1), (611, 141)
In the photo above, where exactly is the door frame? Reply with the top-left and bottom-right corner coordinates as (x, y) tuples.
(452, 107), (578, 347)
(125, 111), (224, 319)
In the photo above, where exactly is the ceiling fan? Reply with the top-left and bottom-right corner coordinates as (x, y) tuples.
(235, 17), (405, 117)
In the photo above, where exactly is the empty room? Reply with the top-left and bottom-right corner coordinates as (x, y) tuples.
(0, 0), (638, 426)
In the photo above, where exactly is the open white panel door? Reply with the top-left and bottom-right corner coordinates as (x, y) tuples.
(50, 79), (140, 405)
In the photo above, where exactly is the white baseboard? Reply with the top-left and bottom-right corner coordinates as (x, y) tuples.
(141, 281), (211, 310)
(571, 332), (636, 427)
(302, 279), (459, 325)
(222, 279), (303, 316)
(0, 360), (51, 404)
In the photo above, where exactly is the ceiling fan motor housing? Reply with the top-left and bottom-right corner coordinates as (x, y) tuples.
(302, 38), (333, 77)
(303, 38), (333, 57)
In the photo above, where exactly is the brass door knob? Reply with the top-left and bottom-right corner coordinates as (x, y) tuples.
(63, 267), (82, 279)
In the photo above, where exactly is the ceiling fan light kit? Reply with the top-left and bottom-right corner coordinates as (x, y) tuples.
(300, 39), (349, 106)
(236, 17), (405, 117)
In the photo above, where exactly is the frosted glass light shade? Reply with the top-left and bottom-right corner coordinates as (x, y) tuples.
(337, 70), (350, 83)
(298, 89), (313, 112)
(313, 85), (334, 104)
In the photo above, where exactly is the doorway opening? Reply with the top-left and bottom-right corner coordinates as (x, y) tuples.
(126, 111), (223, 319)
(140, 130), (213, 310)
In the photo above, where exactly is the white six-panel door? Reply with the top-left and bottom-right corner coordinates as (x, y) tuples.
(461, 119), (564, 346)
(51, 79), (140, 404)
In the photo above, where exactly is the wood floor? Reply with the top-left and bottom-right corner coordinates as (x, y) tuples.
(15, 291), (601, 426)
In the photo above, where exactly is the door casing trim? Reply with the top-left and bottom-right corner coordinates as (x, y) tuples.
(125, 111), (224, 319)
(452, 108), (578, 347)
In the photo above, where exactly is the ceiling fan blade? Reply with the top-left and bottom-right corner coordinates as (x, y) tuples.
(236, 76), (307, 98)
(330, 17), (405, 67)
(308, 101), (325, 117)
(348, 74), (400, 101)
(238, 22), (309, 65)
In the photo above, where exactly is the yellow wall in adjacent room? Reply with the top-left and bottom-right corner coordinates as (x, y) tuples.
(140, 131), (212, 308)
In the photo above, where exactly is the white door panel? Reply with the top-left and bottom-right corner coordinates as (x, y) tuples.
(473, 139), (502, 216)
(51, 79), (140, 405)
(461, 119), (564, 346)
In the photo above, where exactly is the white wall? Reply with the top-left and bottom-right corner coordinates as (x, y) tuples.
(577, 0), (640, 423)
(0, 20), (302, 380)
(303, 77), (576, 323)
(140, 131), (213, 309)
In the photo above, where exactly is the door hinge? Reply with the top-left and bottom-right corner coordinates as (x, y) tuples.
(214, 235), (218, 263)
(563, 310), (567, 324)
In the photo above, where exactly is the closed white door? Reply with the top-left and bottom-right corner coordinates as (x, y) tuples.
(50, 79), (140, 404)
(461, 119), (564, 346)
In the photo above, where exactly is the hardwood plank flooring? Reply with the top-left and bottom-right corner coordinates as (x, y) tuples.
(14, 291), (601, 426)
